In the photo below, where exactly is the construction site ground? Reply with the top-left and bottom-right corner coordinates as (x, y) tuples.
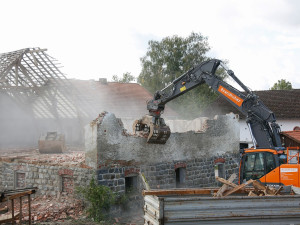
(0, 147), (144, 225)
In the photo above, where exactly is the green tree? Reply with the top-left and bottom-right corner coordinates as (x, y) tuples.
(112, 72), (135, 83)
(138, 32), (226, 118)
(270, 79), (292, 90)
(77, 178), (116, 222)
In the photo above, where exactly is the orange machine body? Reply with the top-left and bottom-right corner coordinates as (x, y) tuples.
(239, 147), (300, 187)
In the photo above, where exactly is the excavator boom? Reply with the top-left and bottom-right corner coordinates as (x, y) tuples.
(134, 59), (282, 149)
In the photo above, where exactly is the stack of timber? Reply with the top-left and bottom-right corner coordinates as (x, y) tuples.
(214, 173), (282, 197)
(143, 174), (300, 225)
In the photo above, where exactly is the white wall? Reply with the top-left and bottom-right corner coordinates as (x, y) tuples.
(239, 119), (300, 146)
(122, 116), (220, 133)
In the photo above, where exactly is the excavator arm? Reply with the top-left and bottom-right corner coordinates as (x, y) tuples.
(134, 59), (282, 149)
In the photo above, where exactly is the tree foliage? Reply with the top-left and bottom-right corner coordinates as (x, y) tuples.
(138, 32), (225, 118)
(112, 72), (135, 83)
(270, 79), (292, 90)
(77, 178), (115, 222)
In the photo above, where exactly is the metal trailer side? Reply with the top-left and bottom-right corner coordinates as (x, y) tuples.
(144, 194), (300, 225)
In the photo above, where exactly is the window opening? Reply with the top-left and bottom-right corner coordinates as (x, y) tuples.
(243, 152), (265, 181)
(215, 163), (225, 178)
(15, 172), (26, 189)
(240, 143), (249, 149)
(125, 176), (137, 193)
(265, 153), (276, 173)
(279, 154), (287, 165)
(175, 167), (186, 188)
(61, 176), (74, 194)
(287, 149), (299, 164)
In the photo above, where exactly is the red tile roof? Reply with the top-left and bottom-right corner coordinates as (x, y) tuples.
(202, 89), (300, 119)
(70, 79), (179, 119)
(281, 130), (300, 144)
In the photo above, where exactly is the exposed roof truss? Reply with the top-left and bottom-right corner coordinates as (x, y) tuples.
(0, 48), (87, 119)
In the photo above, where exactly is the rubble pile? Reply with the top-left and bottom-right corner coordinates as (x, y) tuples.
(0, 148), (90, 168)
(30, 195), (84, 222)
(1, 194), (144, 224)
(0, 194), (85, 223)
(21, 151), (87, 167)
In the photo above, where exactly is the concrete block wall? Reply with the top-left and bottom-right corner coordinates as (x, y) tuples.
(0, 162), (95, 196)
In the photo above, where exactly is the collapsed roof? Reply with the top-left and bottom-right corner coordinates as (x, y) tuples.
(0, 48), (88, 119)
(0, 48), (178, 121)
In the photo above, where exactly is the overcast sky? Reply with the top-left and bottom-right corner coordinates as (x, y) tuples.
(1, 0), (300, 90)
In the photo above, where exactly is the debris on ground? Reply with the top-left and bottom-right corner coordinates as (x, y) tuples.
(0, 193), (144, 224)
(0, 147), (91, 168)
(0, 147), (144, 224)
(215, 173), (283, 197)
(0, 194), (84, 223)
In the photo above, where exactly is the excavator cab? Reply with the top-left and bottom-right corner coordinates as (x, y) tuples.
(239, 149), (279, 184)
(239, 147), (300, 187)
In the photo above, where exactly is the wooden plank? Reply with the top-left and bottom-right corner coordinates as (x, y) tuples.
(223, 179), (254, 197)
(19, 197), (22, 224)
(8, 190), (35, 200)
(1, 190), (36, 202)
(215, 174), (237, 197)
(216, 176), (237, 187)
(274, 186), (283, 195)
(252, 180), (266, 190)
(0, 213), (20, 224)
(11, 199), (14, 225)
(143, 188), (218, 196)
(28, 195), (31, 225)
(143, 187), (255, 196)
(253, 180), (276, 195)
(0, 207), (8, 214)
(248, 191), (258, 196)
(265, 186), (277, 195)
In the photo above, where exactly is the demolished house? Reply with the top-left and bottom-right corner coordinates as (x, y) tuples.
(85, 112), (240, 203)
(0, 48), (242, 222)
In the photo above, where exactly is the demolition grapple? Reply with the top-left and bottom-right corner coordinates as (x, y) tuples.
(133, 115), (170, 144)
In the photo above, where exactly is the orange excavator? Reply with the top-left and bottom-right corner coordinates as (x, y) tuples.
(134, 59), (300, 187)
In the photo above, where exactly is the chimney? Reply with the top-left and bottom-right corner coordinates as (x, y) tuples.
(99, 78), (108, 84)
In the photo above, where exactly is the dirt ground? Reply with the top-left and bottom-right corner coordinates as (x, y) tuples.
(0, 194), (144, 225)
(0, 147), (144, 225)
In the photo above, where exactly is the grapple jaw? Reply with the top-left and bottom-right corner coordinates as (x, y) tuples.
(133, 115), (171, 144)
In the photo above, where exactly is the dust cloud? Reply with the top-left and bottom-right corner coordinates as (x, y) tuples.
(0, 91), (85, 151)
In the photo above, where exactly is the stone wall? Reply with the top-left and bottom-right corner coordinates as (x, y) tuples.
(85, 112), (240, 168)
(96, 153), (240, 193)
(85, 112), (241, 200)
(0, 162), (95, 196)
